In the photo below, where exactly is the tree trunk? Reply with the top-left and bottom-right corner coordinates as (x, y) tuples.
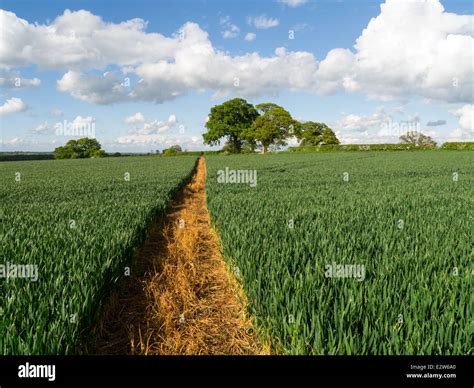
(261, 145), (267, 154)
(230, 136), (242, 153)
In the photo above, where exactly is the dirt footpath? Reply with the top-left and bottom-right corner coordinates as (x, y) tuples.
(94, 157), (266, 355)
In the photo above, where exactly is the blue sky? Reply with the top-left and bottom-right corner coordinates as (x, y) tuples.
(0, 0), (472, 152)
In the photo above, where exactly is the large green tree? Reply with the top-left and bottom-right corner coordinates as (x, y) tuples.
(202, 98), (259, 153)
(54, 138), (105, 159)
(248, 103), (298, 153)
(297, 121), (340, 146)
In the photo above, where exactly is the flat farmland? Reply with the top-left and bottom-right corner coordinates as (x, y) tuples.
(0, 156), (197, 354)
(1, 152), (472, 356)
(205, 152), (473, 355)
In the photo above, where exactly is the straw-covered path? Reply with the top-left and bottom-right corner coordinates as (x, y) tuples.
(93, 157), (267, 355)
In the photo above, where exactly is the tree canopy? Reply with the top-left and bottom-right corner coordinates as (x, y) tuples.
(202, 98), (340, 153)
(297, 121), (340, 146)
(54, 138), (106, 159)
(399, 131), (437, 147)
(202, 98), (259, 152)
(247, 103), (298, 153)
(163, 145), (183, 156)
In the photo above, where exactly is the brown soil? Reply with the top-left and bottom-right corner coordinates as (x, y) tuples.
(93, 157), (267, 355)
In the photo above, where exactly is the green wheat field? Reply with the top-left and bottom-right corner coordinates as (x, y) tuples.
(1, 152), (472, 355)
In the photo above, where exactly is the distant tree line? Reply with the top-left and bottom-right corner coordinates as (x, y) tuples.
(0, 153), (54, 162)
(53, 139), (188, 160)
(47, 124), (469, 161)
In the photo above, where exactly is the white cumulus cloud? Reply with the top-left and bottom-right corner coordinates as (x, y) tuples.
(446, 104), (474, 141)
(57, 70), (129, 104)
(0, 97), (26, 115)
(0, 9), (177, 70)
(452, 104), (474, 132)
(317, 0), (474, 103)
(1, 2), (472, 105)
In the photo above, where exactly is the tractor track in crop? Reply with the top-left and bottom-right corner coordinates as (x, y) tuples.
(93, 157), (266, 355)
